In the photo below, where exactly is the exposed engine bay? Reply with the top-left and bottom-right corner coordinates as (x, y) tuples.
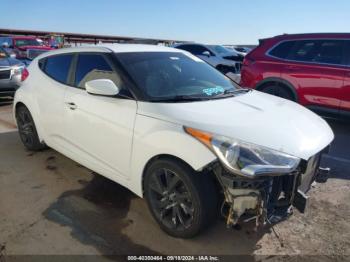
(208, 151), (330, 229)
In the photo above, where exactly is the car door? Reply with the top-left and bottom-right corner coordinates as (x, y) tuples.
(280, 39), (345, 110)
(36, 53), (74, 147)
(62, 53), (137, 180)
(340, 41), (350, 113)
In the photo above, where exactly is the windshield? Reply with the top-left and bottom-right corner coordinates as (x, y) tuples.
(15, 39), (43, 47)
(208, 45), (232, 55)
(116, 52), (240, 102)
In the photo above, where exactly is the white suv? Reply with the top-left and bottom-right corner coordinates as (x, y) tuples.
(14, 44), (333, 238)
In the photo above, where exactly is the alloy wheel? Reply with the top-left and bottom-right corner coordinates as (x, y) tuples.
(148, 168), (195, 230)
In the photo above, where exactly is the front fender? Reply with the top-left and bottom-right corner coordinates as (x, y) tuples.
(129, 114), (216, 197)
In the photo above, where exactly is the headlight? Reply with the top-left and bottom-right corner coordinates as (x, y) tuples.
(185, 127), (300, 178)
(12, 65), (25, 75)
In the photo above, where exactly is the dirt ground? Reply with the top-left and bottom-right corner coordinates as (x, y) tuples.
(0, 99), (349, 261)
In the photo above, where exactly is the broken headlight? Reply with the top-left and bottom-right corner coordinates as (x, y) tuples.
(185, 127), (300, 178)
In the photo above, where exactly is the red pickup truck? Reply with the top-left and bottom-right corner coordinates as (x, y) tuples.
(0, 36), (53, 62)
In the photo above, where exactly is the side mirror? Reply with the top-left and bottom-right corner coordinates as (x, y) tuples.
(202, 51), (211, 57)
(85, 79), (120, 96)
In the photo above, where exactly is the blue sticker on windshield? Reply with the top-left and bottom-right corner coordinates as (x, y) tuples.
(202, 86), (225, 96)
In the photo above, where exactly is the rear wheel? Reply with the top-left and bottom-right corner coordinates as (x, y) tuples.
(144, 158), (218, 238)
(260, 84), (295, 101)
(16, 105), (46, 151)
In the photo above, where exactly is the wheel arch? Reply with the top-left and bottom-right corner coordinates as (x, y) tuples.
(13, 97), (45, 143)
(141, 154), (205, 197)
(255, 77), (298, 102)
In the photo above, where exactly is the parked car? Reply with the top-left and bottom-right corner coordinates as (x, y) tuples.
(233, 46), (252, 56)
(174, 43), (243, 74)
(240, 33), (350, 119)
(0, 36), (53, 65)
(0, 47), (26, 97)
(224, 46), (252, 56)
(14, 44), (333, 238)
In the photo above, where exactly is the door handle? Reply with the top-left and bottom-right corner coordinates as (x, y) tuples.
(66, 102), (77, 110)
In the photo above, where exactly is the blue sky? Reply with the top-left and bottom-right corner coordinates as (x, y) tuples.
(0, 0), (349, 44)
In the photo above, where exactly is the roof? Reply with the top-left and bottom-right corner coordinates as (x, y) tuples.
(0, 28), (188, 44)
(37, 43), (185, 59)
(273, 33), (350, 40)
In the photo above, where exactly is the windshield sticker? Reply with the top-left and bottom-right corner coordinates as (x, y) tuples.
(202, 86), (225, 96)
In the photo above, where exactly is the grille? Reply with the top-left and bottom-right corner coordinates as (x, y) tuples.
(0, 69), (11, 80)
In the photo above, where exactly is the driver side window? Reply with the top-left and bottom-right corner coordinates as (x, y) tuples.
(74, 54), (122, 89)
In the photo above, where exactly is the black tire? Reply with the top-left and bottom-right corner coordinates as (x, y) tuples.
(260, 84), (295, 101)
(144, 158), (218, 238)
(16, 105), (46, 151)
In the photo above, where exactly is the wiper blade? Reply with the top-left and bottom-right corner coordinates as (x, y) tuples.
(214, 88), (251, 96)
(223, 88), (251, 94)
(151, 95), (209, 103)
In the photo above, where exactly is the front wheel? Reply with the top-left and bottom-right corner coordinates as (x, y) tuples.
(16, 105), (46, 151)
(144, 158), (218, 238)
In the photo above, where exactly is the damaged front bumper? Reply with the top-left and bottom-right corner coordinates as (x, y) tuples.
(210, 150), (330, 228)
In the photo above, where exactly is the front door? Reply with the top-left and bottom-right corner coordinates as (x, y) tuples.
(62, 53), (137, 180)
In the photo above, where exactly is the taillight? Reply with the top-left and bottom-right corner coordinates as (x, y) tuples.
(21, 68), (29, 81)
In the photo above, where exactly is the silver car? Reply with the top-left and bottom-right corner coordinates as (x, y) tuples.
(0, 47), (24, 97)
(174, 43), (244, 75)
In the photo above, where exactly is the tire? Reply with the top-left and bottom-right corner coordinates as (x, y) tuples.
(260, 84), (295, 101)
(144, 158), (218, 238)
(16, 105), (46, 151)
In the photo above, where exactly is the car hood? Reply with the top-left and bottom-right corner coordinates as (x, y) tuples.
(137, 91), (334, 160)
(0, 57), (22, 67)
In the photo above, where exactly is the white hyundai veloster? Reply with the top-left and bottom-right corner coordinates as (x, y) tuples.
(14, 44), (334, 238)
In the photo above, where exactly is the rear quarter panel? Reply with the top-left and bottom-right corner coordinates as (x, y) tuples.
(241, 39), (284, 88)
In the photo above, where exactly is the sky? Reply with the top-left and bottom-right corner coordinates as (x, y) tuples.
(0, 0), (349, 45)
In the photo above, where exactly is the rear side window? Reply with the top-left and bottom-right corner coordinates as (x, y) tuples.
(290, 40), (344, 65)
(344, 41), (350, 66)
(42, 54), (73, 84)
(74, 54), (119, 88)
(269, 41), (296, 59)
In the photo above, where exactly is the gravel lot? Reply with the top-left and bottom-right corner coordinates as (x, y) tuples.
(0, 98), (349, 261)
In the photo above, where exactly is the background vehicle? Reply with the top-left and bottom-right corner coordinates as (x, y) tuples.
(0, 36), (53, 64)
(0, 47), (26, 97)
(231, 46), (252, 56)
(14, 44), (333, 238)
(240, 33), (350, 118)
(174, 43), (243, 74)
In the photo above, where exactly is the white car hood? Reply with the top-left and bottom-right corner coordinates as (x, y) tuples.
(137, 91), (334, 160)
